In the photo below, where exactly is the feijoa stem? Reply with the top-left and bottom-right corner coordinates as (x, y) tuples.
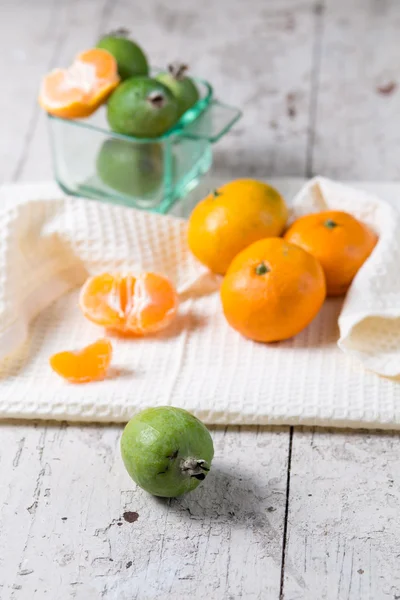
(148, 91), (166, 108)
(324, 219), (338, 229)
(181, 458), (210, 481)
(168, 62), (189, 80)
(107, 27), (130, 37)
(255, 262), (270, 276)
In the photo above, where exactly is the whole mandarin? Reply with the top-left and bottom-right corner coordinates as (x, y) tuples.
(220, 237), (326, 342)
(188, 179), (288, 275)
(284, 210), (378, 296)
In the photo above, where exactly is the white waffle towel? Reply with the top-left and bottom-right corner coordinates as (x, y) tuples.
(1, 177), (400, 429)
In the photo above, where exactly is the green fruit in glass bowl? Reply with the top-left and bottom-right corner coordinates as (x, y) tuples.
(156, 63), (200, 118)
(96, 139), (163, 198)
(97, 28), (149, 80)
(121, 407), (214, 497)
(107, 77), (179, 138)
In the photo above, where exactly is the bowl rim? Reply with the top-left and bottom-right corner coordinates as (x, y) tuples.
(47, 76), (214, 143)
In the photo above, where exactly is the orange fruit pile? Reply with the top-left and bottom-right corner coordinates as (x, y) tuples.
(49, 179), (380, 383)
(39, 48), (120, 119)
(50, 339), (112, 383)
(187, 179), (378, 343)
(284, 210), (378, 296)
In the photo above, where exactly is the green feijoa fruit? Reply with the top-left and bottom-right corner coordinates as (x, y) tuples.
(107, 76), (179, 138)
(96, 139), (163, 198)
(97, 28), (149, 80)
(121, 406), (214, 497)
(156, 63), (200, 118)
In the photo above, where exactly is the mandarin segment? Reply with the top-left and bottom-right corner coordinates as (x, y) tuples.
(77, 48), (118, 79)
(125, 272), (179, 334)
(79, 272), (178, 335)
(50, 339), (112, 383)
(79, 273), (127, 328)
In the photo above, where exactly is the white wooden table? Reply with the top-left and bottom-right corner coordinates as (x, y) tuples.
(1, 1), (400, 598)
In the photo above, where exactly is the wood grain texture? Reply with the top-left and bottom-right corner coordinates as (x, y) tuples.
(0, 423), (289, 599)
(0, 3), (298, 597)
(310, 0), (400, 179)
(12, 0), (111, 183)
(0, 0), (60, 183)
(282, 428), (400, 600)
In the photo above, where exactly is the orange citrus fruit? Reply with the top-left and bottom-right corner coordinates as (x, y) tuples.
(79, 272), (179, 335)
(187, 179), (288, 275)
(220, 237), (326, 342)
(50, 338), (112, 383)
(39, 48), (120, 119)
(284, 210), (378, 296)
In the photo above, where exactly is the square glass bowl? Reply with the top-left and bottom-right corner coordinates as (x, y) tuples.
(48, 77), (242, 213)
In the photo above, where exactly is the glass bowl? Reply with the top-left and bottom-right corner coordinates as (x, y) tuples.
(48, 77), (242, 213)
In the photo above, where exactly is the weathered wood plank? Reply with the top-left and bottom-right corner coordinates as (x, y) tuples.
(0, 423), (290, 599)
(284, 3), (400, 593)
(0, 423), (49, 598)
(5, 1), (400, 600)
(11, 0), (110, 183)
(0, 0), (71, 184)
(0, 2), (310, 597)
(310, 0), (400, 179)
(282, 428), (400, 599)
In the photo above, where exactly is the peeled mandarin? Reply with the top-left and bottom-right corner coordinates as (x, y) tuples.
(79, 272), (179, 335)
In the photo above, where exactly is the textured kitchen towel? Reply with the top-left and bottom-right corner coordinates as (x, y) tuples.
(1, 178), (400, 429)
(291, 177), (400, 377)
